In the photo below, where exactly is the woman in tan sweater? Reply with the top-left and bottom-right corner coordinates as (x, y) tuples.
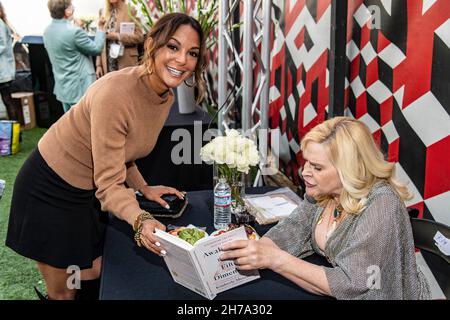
(6, 13), (207, 300)
(95, 0), (144, 78)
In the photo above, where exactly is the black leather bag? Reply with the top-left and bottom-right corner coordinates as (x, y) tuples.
(136, 192), (188, 218)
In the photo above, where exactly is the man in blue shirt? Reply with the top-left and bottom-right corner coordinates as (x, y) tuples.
(44, 0), (106, 112)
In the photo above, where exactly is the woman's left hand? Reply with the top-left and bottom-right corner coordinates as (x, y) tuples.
(139, 185), (185, 209)
(219, 237), (282, 271)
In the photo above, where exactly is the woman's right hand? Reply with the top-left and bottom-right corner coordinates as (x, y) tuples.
(139, 219), (167, 256)
(139, 185), (185, 210)
(219, 237), (282, 271)
(96, 66), (104, 78)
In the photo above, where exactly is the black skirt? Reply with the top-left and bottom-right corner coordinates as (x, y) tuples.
(5, 148), (108, 269)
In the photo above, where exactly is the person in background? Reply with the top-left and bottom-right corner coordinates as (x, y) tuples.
(95, 0), (144, 78)
(0, 1), (17, 121)
(6, 13), (207, 300)
(43, 0), (106, 113)
(220, 117), (431, 300)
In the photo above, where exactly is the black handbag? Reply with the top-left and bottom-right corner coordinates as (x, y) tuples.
(135, 192), (188, 218)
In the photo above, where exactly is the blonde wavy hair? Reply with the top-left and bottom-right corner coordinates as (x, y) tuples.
(300, 117), (412, 214)
(103, 0), (125, 21)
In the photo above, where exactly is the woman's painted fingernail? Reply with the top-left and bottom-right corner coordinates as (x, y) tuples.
(155, 242), (161, 247)
(160, 250), (167, 256)
(165, 204), (170, 209)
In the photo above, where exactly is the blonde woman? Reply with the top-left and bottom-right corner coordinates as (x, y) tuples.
(95, 0), (143, 78)
(220, 117), (431, 300)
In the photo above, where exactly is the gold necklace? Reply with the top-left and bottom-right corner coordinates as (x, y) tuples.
(326, 208), (341, 239)
(317, 206), (342, 239)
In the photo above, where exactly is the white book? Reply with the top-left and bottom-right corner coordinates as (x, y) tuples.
(155, 226), (260, 300)
(119, 22), (135, 35)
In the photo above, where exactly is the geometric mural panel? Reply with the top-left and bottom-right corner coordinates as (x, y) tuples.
(269, 0), (332, 185)
(424, 136), (450, 199)
(424, 191), (450, 226)
(402, 92), (450, 147)
(268, 0), (450, 226)
(432, 22), (450, 116)
(393, 98), (427, 197)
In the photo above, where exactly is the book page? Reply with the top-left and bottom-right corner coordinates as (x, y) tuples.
(155, 229), (212, 299)
(120, 22), (135, 35)
(244, 188), (302, 224)
(247, 196), (296, 218)
(194, 227), (260, 295)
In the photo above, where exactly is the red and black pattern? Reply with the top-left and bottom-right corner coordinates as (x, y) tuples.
(269, 0), (331, 185)
(345, 0), (450, 225)
(269, 0), (450, 227)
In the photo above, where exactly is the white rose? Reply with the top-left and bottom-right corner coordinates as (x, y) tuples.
(214, 149), (226, 164)
(224, 137), (233, 152)
(214, 136), (226, 146)
(225, 151), (238, 168)
(248, 148), (260, 166)
(226, 129), (240, 138)
(200, 131), (260, 171)
(236, 155), (250, 173)
(213, 141), (228, 164)
(234, 136), (248, 152)
(200, 142), (215, 163)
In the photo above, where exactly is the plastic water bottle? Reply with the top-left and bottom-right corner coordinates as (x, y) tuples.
(214, 178), (231, 230)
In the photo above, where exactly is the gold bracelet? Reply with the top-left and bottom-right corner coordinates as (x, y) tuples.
(133, 210), (154, 232)
(134, 224), (143, 247)
(133, 211), (155, 247)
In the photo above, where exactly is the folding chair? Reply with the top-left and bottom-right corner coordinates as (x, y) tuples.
(408, 208), (450, 299)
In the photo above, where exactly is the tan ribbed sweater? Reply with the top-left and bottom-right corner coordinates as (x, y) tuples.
(38, 66), (174, 225)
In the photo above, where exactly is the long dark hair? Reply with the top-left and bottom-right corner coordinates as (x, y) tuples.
(142, 13), (208, 103)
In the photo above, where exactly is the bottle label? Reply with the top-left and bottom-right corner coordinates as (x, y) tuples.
(214, 192), (231, 207)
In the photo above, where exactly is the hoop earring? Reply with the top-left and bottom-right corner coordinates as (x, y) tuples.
(184, 73), (196, 87)
(147, 65), (153, 75)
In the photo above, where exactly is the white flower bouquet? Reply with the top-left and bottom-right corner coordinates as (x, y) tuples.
(200, 129), (259, 173)
(200, 129), (259, 210)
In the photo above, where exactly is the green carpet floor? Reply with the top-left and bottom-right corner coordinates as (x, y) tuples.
(0, 127), (47, 299)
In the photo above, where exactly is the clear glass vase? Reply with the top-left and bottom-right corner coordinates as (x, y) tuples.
(214, 164), (254, 225)
(230, 175), (245, 215)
